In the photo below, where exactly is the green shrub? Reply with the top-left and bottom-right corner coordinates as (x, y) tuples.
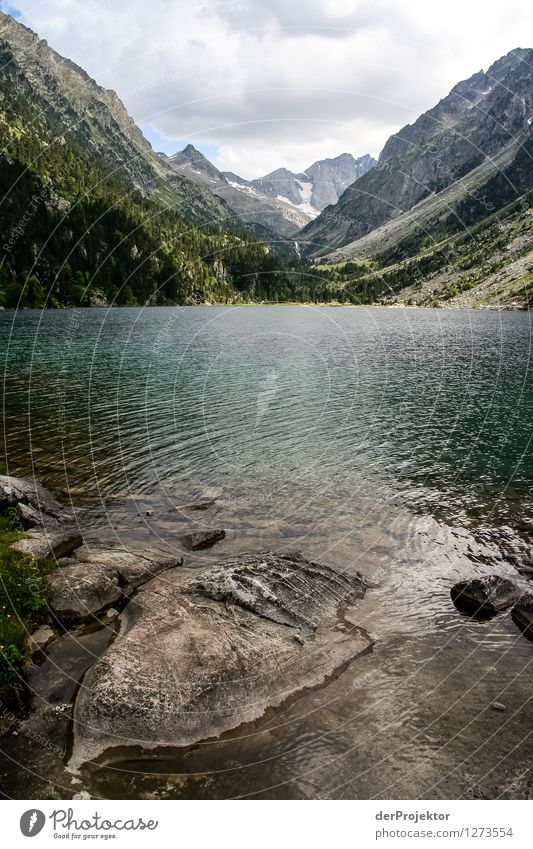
(0, 617), (27, 684)
(0, 517), (52, 685)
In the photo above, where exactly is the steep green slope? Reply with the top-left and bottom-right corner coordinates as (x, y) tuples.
(310, 190), (533, 309)
(0, 11), (232, 227)
(0, 74), (298, 307)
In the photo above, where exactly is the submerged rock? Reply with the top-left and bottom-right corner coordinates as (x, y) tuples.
(69, 551), (373, 771)
(511, 593), (533, 640)
(178, 528), (225, 550)
(171, 498), (216, 512)
(450, 575), (522, 616)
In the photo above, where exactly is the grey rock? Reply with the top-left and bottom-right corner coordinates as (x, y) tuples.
(171, 498), (216, 512)
(47, 545), (183, 624)
(15, 501), (42, 529)
(11, 527), (82, 560)
(511, 593), (533, 640)
(178, 528), (225, 550)
(27, 625), (57, 655)
(451, 575), (522, 615)
(250, 154), (376, 212)
(47, 563), (123, 624)
(73, 544), (182, 588)
(69, 551), (373, 771)
(0, 474), (72, 522)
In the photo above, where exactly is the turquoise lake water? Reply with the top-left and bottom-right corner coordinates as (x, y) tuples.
(2, 305), (533, 536)
(2, 305), (533, 799)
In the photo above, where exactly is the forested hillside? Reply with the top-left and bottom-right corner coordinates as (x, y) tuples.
(0, 76), (302, 307)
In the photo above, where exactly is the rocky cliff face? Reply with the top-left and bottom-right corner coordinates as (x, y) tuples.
(300, 48), (533, 257)
(165, 145), (376, 238)
(163, 144), (311, 238)
(304, 152), (376, 210)
(249, 152), (376, 214)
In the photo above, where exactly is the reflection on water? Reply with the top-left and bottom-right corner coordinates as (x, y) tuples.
(1, 305), (533, 799)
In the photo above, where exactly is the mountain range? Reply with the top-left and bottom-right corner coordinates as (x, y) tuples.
(300, 48), (533, 260)
(0, 11), (235, 227)
(0, 11), (302, 307)
(300, 46), (533, 308)
(161, 145), (375, 238)
(1, 9), (532, 309)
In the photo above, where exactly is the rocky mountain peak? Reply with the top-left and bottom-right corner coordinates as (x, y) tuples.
(300, 46), (533, 257)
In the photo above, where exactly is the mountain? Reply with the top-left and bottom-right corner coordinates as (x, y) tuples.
(300, 48), (533, 257)
(0, 12), (232, 226)
(0, 12), (303, 307)
(249, 153), (376, 213)
(163, 144), (309, 239)
(309, 183), (533, 310)
(163, 146), (376, 239)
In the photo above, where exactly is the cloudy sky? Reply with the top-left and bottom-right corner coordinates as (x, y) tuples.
(2, 0), (532, 177)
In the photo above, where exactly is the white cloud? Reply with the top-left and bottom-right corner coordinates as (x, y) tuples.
(9, 0), (533, 177)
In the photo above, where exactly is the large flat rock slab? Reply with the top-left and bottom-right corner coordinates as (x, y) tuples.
(47, 564), (123, 625)
(69, 552), (373, 771)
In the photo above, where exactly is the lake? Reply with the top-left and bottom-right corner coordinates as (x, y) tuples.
(2, 304), (533, 799)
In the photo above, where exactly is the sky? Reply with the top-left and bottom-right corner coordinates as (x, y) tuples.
(2, 0), (532, 178)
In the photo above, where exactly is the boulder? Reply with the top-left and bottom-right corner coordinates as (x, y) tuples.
(511, 593), (533, 640)
(11, 527), (82, 560)
(69, 551), (373, 771)
(15, 501), (42, 529)
(450, 575), (522, 616)
(73, 544), (183, 588)
(27, 625), (58, 656)
(0, 474), (72, 523)
(47, 563), (123, 624)
(47, 545), (183, 624)
(178, 528), (225, 550)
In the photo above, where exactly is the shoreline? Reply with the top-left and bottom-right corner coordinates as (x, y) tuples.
(1, 301), (530, 312)
(2, 472), (533, 799)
